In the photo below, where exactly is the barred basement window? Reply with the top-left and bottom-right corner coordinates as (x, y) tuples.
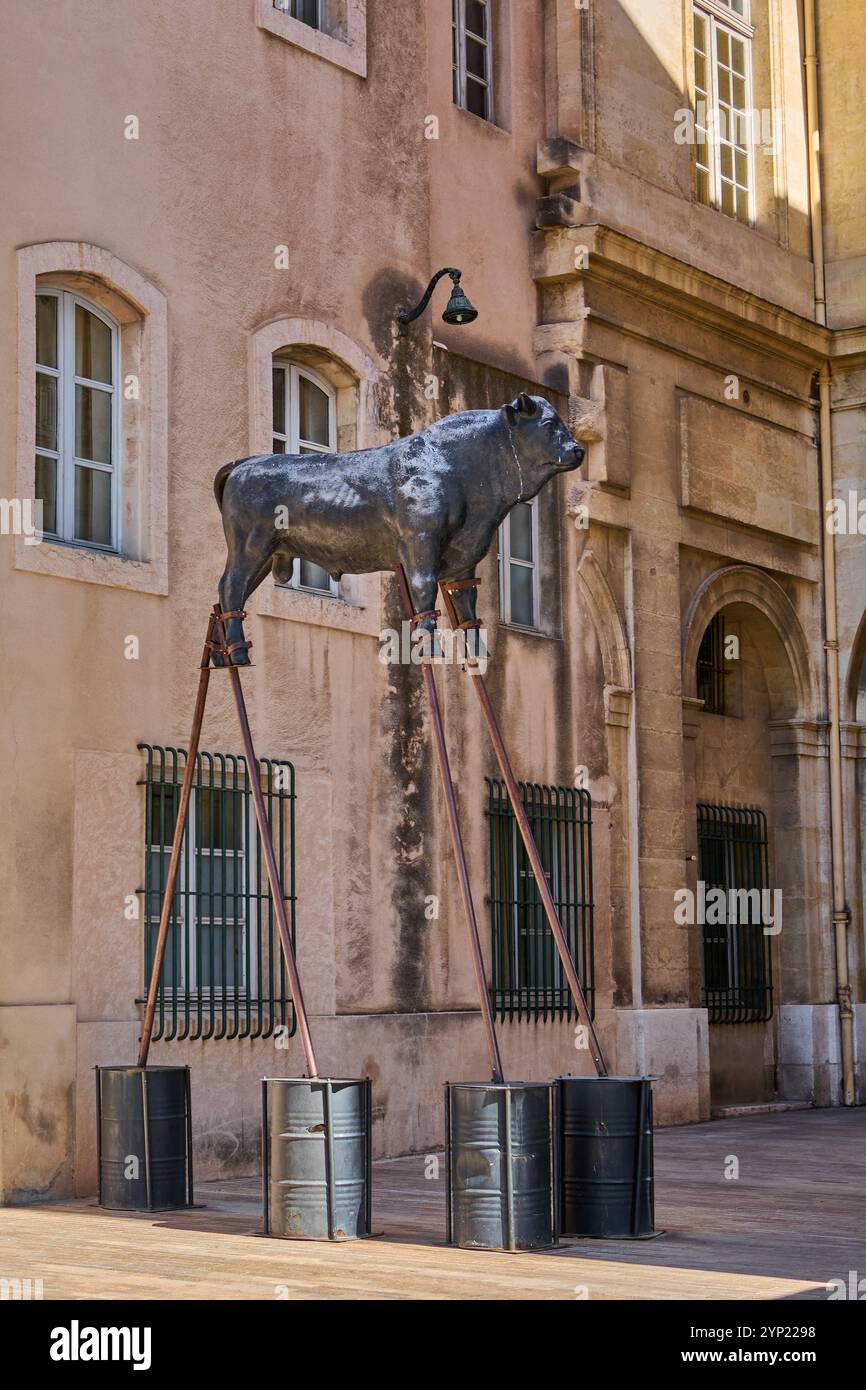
(138, 744), (296, 1042)
(696, 613), (727, 714)
(486, 779), (594, 1023)
(697, 802), (774, 1024)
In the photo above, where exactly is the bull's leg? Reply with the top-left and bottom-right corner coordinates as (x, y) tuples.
(217, 538), (274, 665)
(398, 537), (441, 660)
(442, 568), (485, 667)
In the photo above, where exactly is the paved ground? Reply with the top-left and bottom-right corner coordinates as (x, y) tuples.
(1, 1108), (863, 1299)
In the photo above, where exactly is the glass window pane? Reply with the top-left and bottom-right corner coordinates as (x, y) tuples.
(509, 502), (533, 562)
(510, 563), (534, 627)
(298, 559), (332, 591)
(736, 187), (750, 222)
(75, 304), (112, 384)
(733, 74), (746, 110)
(693, 12), (706, 51)
(75, 384), (112, 463)
(198, 926), (243, 989)
(720, 143), (733, 180)
(36, 371), (57, 450)
(465, 35), (487, 79)
(696, 164), (710, 205)
(721, 180), (736, 217)
(35, 455), (57, 534)
(298, 375), (330, 446)
(273, 437), (286, 454)
(196, 853), (243, 900)
(74, 464), (112, 545)
(290, 0), (319, 29)
(466, 0), (486, 39)
(735, 148), (748, 185)
(718, 68), (731, 104)
(730, 36), (746, 76)
(36, 295), (57, 369)
(466, 77), (487, 119)
(149, 784), (179, 845)
(694, 53), (706, 91)
(273, 366), (286, 435)
(717, 30), (730, 66)
(197, 787), (244, 851)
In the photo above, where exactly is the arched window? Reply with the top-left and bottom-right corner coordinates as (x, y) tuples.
(271, 358), (337, 595)
(35, 289), (119, 549)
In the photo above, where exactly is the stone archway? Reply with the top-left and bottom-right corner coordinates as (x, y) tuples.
(681, 564), (833, 1108)
(683, 564), (818, 719)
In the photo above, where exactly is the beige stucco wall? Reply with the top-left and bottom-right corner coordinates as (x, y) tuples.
(0, 1), (863, 1201)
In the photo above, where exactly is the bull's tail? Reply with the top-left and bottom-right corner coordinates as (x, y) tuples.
(213, 459), (240, 511)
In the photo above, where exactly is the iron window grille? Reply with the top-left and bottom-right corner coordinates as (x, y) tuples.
(697, 802), (774, 1024)
(138, 744), (296, 1042)
(697, 612), (727, 714)
(486, 778), (594, 1022)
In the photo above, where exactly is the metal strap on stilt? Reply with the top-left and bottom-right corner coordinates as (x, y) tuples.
(441, 577), (481, 592)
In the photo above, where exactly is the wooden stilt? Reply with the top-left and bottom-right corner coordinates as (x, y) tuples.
(138, 605), (318, 1077)
(439, 580), (608, 1077)
(394, 567), (504, 1083)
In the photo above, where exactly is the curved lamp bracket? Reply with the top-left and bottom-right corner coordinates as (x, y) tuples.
(399, 268), (468, 335)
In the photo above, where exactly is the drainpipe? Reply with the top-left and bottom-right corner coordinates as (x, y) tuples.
(804, 0), (856, 1104)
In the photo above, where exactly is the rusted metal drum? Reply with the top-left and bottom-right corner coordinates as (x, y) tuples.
(557, 1075), (655, 1237)
(96, 1065), (193, 1211)
(262, 1078), (372, 1241)
(445, 1081), (557, 1251)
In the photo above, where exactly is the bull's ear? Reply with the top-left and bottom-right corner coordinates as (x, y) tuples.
(501, 392), (538, 426)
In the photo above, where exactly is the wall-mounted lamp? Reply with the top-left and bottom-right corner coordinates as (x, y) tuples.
(398, 267), (478, 335)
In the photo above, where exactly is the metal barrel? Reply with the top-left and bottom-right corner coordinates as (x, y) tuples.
(556, 1075), (655, 1238)
(96, 1065), (192, 1211)
(445, 1081), (556, 1252)
(263, 1078), (372, 1241)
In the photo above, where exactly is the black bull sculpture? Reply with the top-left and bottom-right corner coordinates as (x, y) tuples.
(213, 392), (585, 662)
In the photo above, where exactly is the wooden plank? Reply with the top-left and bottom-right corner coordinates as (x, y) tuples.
(0, 1108), (861, 1300)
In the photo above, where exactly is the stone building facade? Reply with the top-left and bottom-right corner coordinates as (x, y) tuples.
(0, 0), (863, 1200)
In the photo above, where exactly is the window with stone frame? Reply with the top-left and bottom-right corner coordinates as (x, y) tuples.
(271, 358), (339, 597)
(499, 499), (539, 629)
(452, 0), (493, 122)
(692, 0), (755, 224)
(35, 289), (120, 550)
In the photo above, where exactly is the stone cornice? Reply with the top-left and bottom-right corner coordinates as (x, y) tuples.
(768, 718), (829, 757)
(530, 223), (866, 370)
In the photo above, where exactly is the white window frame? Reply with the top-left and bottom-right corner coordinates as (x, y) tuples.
(452, 0), (494, 123)
(146, 787), (256, 998)
(692, 0), (756, 226)
(36, 288), (120, 551)
(272, 360), (339, 597)
(499, 499), (540, 630)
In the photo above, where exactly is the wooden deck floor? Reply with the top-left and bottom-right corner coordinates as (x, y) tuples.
(1, 1108), (863, 1300)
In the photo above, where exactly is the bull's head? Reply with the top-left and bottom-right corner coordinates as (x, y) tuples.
(501, 392), (585, 473)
